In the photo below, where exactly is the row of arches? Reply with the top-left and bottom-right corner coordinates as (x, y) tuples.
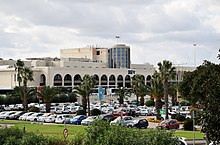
(40, 74), (152, 88)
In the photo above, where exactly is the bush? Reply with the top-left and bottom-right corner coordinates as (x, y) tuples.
(83, 120), (179, 145)
(145, 99), (155, 107)
(0, 127), (24, 145)
(91, 108), (101, 116)
(175, 114), (186, 122)
(21, 132), (48, 145)
(29, 106), (40, 112)
(183, 118), (193, 131)
(76, 109), (86, 115)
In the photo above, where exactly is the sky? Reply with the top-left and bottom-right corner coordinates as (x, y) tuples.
(0, 0), (220, 67)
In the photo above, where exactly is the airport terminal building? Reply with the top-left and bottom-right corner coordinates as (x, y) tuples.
(0, 44), (157, 95)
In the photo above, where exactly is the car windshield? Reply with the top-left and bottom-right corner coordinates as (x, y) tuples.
(73, 116), (82, 119)
(87, 116), (96, 120)
(160, 121), (168, 125)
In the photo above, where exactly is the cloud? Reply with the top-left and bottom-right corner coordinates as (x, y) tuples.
(0, 0), (219, 66)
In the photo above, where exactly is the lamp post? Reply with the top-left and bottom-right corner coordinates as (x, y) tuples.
(192, 43), (197, 145)
(115, 36), (120, 44)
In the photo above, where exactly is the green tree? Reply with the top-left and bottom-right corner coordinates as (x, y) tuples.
(131, 74), (148, 106)
(179, 61), (220, 143)
(15, 59), (24, 87)
(74, 74), (96, 116)
(148, 72), (164, 119)
(38, 86), (60, 113)
(19, 67), (34, 111)
(157, 60), (176, 120)
(115, 87), (130, 106)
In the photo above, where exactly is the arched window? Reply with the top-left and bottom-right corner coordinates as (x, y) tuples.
(146, 75), (152, 86)
(125, 75), (131, 88)
(74, 74), (81, 86)
(109, 75), (116, 88)
(40, 74), (46, 86)
(117, 75), (123, 88)
(64, 74), (72, 86)
(54, 74), (62, 86)
(101, 74), (107, 86)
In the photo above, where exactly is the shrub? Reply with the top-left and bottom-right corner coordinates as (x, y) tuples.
(76, 109), (86, 115)
(29, 106), (40, 112)
(183, 118), (193, 131)
(21, 132), (48, 145)
(0, 127), (24, 145)
(175, 114), (186, 122)
(145, 99), (155, 107)
(91, 108), (101, 116)
(83, 120), (179, 145)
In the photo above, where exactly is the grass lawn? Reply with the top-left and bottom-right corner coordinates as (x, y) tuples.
(174, 130), (204, 139)
(0, 120), (86, 137)
(0, 120), (204, 139)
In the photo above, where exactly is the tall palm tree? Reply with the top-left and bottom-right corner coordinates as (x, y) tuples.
(131, 74), (147, 105)
(115, 87), (130, 106)
(15, 59), (24, 87)
(20, 67), (34, 111)
(74, 74), (96, 116)
(74, 85), (87, 115)
(157, 60), (176, 120)
(38, 86), (60, 113)
(148, 73), (164, 120)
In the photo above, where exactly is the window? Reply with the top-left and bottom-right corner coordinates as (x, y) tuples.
(96, 51), (100, 55)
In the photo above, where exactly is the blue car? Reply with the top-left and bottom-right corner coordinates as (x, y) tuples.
(70, 115), (87, 125)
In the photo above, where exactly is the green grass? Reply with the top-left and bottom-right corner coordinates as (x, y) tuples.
(0, 120), (204, 139)
(174, 130), (204, 139)
(0, 120), (86, 137)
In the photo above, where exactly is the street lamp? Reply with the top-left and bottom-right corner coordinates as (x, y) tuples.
(193, 44), (197, 67)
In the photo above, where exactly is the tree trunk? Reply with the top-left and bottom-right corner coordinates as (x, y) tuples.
(82, 96), (87, 115)
(119, 95), (124, 106)
(23, 81), (28, 112)
(136, 95), (139, 106)
(156, 99), (162, 120)
(140, 96), (144, 106)
(164, 82), (169, 120)
(87, 95), (90, 116)
(46, 102), (51, 113)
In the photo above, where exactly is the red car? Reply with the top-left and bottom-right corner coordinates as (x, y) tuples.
(157, 119), (180, 130)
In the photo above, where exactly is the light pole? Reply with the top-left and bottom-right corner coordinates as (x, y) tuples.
(192, 43), (196, 145)
(116, 36), (120, 44)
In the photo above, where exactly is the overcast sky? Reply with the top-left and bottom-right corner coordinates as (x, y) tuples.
(0, 0), (220, 67)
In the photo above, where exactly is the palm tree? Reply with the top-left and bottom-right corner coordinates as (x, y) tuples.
(148, 73), (164, 120)
(131, 74), (147, 105)
(115, 87), (130, 106)
(15, 59), (24, 87)
(38, 86), (60, 113)
(20, 67), (34, 111)
(74, 74), (96, 116)
(157, 60), (176, 120)
(74, 85), (87, 115)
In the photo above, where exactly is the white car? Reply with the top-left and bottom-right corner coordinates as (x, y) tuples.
(19, 112), (34, 121)
(0, 111), (16, 119)
(37, 113), (52, 122)
(110, 116), (134, 126)
(55, 114), (73, 124)
(140, 109), (149, 116)
(26, 113), (44, 122)
(8, 111), (26, 120)
(44, 114), (57, 123)
(81, 116), (97, 126)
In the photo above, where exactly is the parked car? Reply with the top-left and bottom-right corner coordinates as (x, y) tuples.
(127, 119), (149, 129)
(0, 111), (16, 119)
(55, 114), (73, 124)
(44, 114), (57, 123)
(98, 114), (115, 122)
(157, 119), (180, 130)
(26, 113), (44, 122)
(110, 116), (134, 126)
(70, 115), (87, 125)
(8, 111), (26, 120)
(140, 109), (150, 116)
(38, 113), (52, 122)
(81, 116), (97, 126)
(19, 112), (34, 121)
